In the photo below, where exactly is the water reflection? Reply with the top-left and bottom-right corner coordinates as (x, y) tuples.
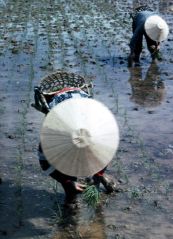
(52, 204), (106, 239)
(128, 63), (165, 107)
(52, 205), (80, 239)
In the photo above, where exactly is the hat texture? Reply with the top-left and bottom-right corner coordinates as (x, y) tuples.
(144, 15), (169, 42)
(40, 98), (119, 177)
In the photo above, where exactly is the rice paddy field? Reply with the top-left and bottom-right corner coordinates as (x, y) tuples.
(0, 0), (173, 238)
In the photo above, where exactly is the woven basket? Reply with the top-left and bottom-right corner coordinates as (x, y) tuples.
(39, 70), (93, 96)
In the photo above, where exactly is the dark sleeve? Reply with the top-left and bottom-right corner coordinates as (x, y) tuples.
(32, 87), (50, 114)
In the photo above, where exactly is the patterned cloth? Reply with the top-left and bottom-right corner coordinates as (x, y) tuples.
(48, 88), (90, 109)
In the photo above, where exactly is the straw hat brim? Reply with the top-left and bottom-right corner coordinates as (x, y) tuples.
(144, 15), (169, 42)
(40, 98), (119, 177)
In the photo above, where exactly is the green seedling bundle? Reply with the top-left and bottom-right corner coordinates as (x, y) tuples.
(82, 185), (100, 208)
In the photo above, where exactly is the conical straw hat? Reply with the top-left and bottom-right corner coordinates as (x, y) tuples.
(40, 98), (119, 177)
(144, 15), (169, 42)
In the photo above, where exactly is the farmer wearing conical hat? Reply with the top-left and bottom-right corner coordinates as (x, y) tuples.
(32, 71), (118, 204)
(128, 6), (169, 67)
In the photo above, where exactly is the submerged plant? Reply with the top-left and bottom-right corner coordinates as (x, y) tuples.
(82, 185), (100, 208)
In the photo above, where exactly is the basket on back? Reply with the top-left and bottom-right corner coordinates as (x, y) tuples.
(39, 70), (93, 96)
(32, 70), (93, 114)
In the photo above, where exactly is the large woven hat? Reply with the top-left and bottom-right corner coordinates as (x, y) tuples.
(40, 98), (119, 177)
(144, 15), (169, 42)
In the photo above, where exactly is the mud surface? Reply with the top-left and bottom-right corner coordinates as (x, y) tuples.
(0, 0), (173, 238)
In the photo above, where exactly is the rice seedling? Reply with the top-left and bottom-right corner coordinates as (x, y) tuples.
(127, 186), (143, 200)
(160, 181), (172, 197)
(82, 185), (100, 208)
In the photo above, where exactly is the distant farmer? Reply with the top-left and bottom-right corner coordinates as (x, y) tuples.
(32, 71), (119, 204)
(128, 6), (169, 67)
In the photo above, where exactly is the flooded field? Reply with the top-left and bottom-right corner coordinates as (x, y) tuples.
(0, 0), (173, 238)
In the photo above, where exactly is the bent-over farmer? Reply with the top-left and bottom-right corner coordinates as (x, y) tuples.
(32, 71), (118, 204)
(128, 6), (169, 67)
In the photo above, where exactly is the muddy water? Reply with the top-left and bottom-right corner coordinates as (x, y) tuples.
(0, 0), (173, 239)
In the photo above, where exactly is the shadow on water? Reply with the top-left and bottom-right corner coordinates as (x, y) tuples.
(0, 179), (56, 238)
(0, 179), (109, 239)
(128, 62), (165, 107)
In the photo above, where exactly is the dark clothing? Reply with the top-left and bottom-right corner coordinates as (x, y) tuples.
(129, 7), (160, 65)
